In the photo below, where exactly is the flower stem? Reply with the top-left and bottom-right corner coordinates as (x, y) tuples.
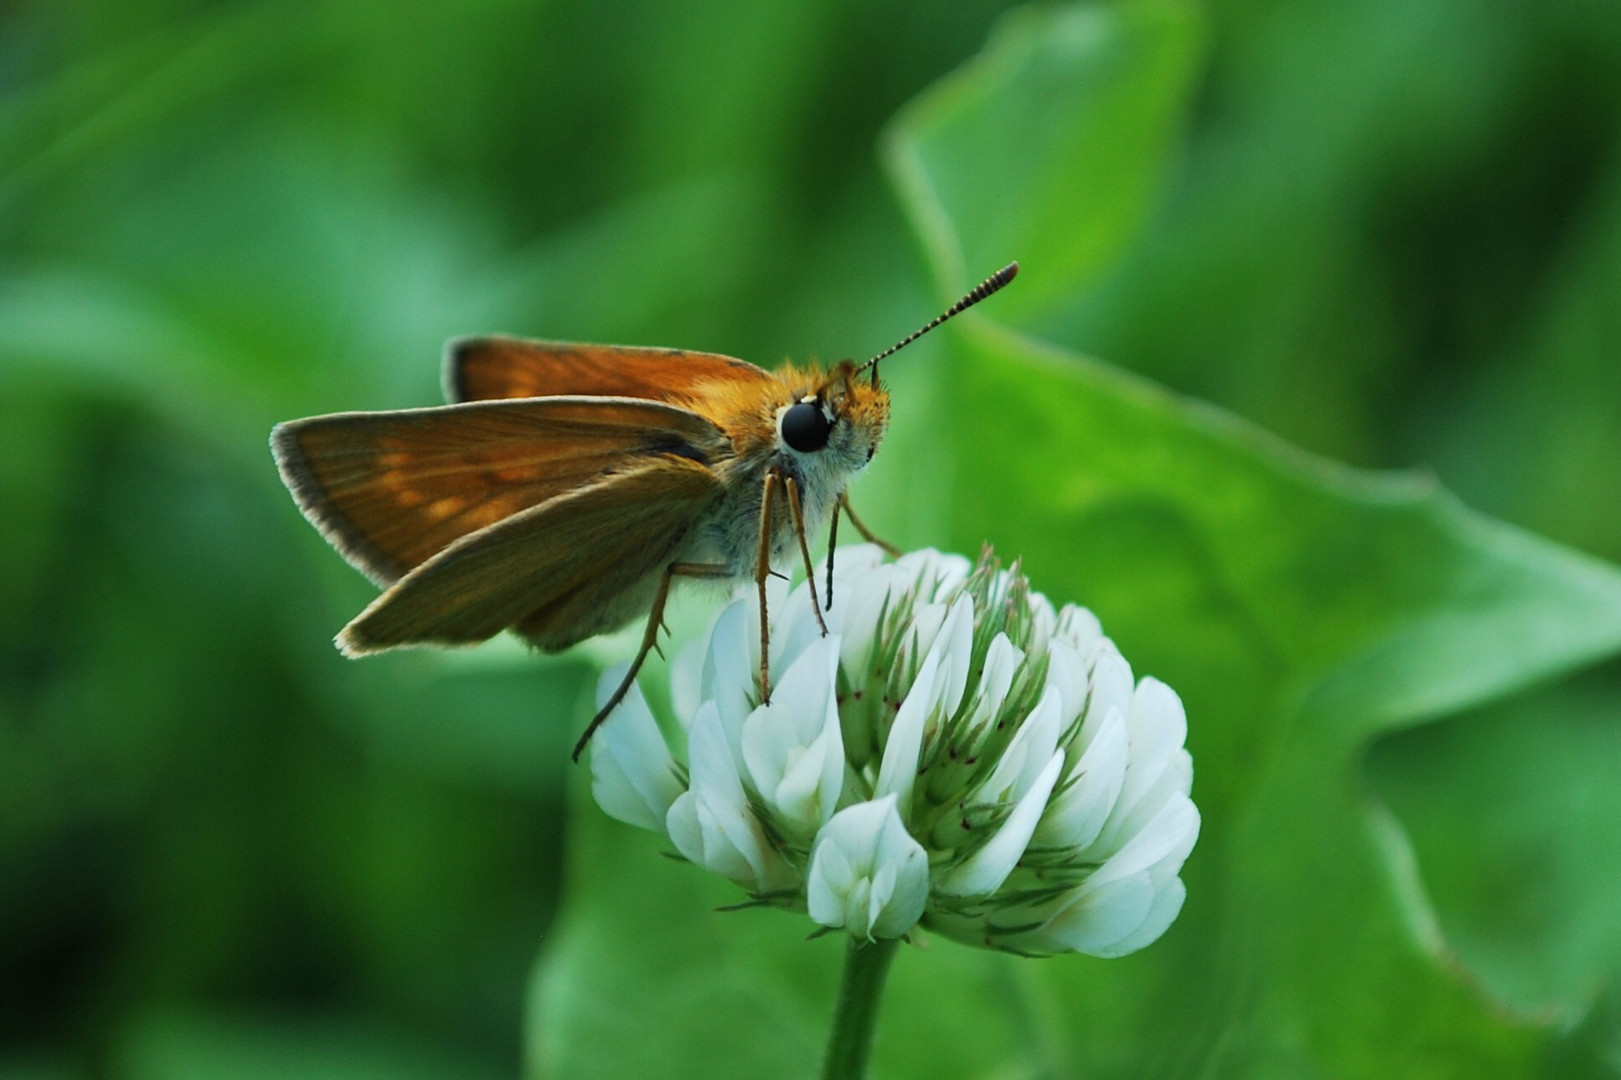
(821, 937), (901, 1080)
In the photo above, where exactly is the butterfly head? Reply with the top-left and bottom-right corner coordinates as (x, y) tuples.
(774, 360), (889, 477)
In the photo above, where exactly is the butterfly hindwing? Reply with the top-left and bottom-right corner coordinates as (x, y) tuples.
(337, 455), (725, 654)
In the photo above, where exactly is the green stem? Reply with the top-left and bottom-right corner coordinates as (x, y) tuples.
(821, 936), (901, 1080)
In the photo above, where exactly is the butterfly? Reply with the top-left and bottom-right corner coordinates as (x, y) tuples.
(272, 262), (1017, 757)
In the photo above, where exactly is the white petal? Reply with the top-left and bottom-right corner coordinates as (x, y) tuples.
(821, 545), (888, 640)
(836, 566), (900, 678)
(838, 550), (970, 682)
(834, 542), (889, 578)
(770, 578), (826, 676)
(666, 702), (789, 891)
(1042, 639), (1088, 729)
(876, 595), (972, 816)
(1089, 794), (1201, 888)
(1026, 591), (1057, 658)
(702, 600), (756, 752)
(665, 791), (750, 884)
(938, 750), (1064, 898)
(1086, 679), (1192, 857)
(836, 549), (948, 679)
(895, 548), (972, 603)
(772, 726), (836, 828)
(959, 632), (1026, 742)
(1094, 874), (1187, 958)
(1032, 871), (1156, 956)
(807, 795), (928, 940)
(1035, 704), (1128, 849)
(976, 683), (1062, 804)
(669, 636), (707, 726)
(1126, 678), (1188, 772)
(1022, 866), (1191, 958)
(933, 594), (976, 719)
(741, 636), (844, 833)
(775, 630), (841, 718)
(1078, 646), (1133, 746)
(873, 646), (942, 815)
(588, 665), (683, 832)
(866, 858), (900, 936)
(903, 601), (949, 673)
(1056, 604), (1103, 654)
(812, 674), (849, 828)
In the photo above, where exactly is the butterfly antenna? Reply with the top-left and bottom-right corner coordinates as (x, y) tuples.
(859, 261), (1019, 385)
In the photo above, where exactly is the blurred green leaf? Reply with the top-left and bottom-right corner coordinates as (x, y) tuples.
(942, 319), (1621, 1076)
(0, 1058), (83, 1080)
(1422, 159), (1621, 564)
(883, 0), (1202, 328)
(1030, 0), (1621, 483)
(114, 1010), (506, 1080)
(1366, 663), (1621, 1023)
(527, 798), (835, 1080)
(0, 137), (766, 438)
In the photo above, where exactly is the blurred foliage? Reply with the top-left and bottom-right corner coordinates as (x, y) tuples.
(3, 0), (1621, 1078)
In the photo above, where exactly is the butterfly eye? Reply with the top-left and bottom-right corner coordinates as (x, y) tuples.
(780, 400), (831, 453)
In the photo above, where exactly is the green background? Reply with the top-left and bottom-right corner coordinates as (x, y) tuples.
(4, 1), (1621, 1077)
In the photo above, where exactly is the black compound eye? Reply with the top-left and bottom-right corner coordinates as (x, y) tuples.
(780, 400), (831, 453)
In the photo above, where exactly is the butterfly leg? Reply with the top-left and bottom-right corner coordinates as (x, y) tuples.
(572, 559), (733, 762)
(783, 475), (829, 637)
(839, 492), (901, 557)
(824, 498), (840, 610)
(756, 469), (781, 705)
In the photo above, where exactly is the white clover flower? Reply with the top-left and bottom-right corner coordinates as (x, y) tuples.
(588, 545), (1199, 957)
(807, 795), (928, 941)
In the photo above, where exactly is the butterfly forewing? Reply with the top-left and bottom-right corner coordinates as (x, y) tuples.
(272, 396), (731, 585)
(446, 337), (773, 405)
(338, 456), (723, 655)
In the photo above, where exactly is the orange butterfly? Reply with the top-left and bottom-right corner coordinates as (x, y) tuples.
(272, 263), (1017, 757)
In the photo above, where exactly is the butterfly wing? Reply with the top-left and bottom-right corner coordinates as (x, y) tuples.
(338, 455), (724, 655)
(272, 396), (731, 586)
(444, 336), (773, 404)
